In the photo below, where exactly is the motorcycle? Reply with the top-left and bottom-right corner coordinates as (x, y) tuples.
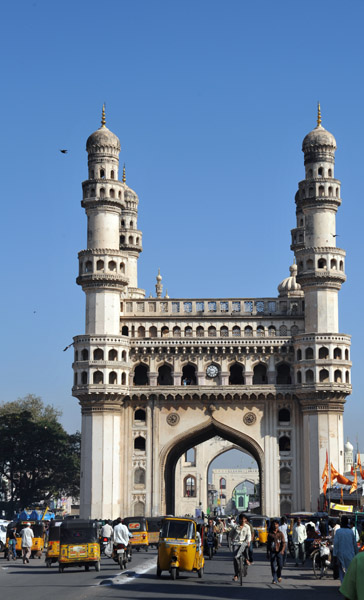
(204, 531), (215, 560)
(112, 543), (128, 570)
(100, 536), (110, 555)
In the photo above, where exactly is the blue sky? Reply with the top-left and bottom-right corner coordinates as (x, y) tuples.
(2, 0), (364, 456)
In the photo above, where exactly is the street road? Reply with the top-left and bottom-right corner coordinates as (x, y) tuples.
(1, 545), (343, 600)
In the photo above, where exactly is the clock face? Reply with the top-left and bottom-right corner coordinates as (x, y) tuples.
(206, 365), (219, 378)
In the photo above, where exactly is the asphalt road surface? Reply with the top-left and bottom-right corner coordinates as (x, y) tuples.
(1, 545), (343, 600)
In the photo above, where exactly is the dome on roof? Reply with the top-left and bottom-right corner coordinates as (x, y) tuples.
(345, 440), (354, 451)
(86, 125), (120, 153)
(302, 124), (336, 153)
(278, 264), (303, 296)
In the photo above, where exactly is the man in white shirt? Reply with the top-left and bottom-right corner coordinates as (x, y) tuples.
(230, 514), (252, 581)
(279, 516), (288, 566)
(101, 521), (113, 540)
(113, 518), (132, 560)
(20, 523), (34, 564)
(292, 518), (307, 566)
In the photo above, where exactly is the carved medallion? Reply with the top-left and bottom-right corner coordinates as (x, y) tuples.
(166, 413), (180, 426)
(243, 411), (256, 426)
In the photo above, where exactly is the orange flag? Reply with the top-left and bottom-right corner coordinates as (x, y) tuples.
(322, 476), (328, 495)
(322, 451), (329, 481)
(350, 470), (357, 494)
(358, 454), (364, 479)
(331, 463), (339, 486)
(336, 473), (353, 486)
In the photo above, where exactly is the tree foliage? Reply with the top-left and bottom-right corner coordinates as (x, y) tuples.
(0, 396), (80, 508)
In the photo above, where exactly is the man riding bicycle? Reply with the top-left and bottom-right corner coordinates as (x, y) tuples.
(230, 513), (251, 581)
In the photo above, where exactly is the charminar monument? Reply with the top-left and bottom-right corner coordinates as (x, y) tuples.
(72, 105), (351, 519)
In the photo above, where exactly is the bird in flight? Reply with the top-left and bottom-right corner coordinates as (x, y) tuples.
(331, 233), (339, 237)
(60, 149), (68, 154)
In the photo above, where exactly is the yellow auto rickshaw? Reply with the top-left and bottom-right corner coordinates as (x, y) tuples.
(58, 519), (100, 572)
(146, 517), (164, 548)
(123, 517), (149, 551)
(45, 521), (62, 567)
(6, 521), (45, 559)
(246, 514), (270, 546)
(157, 517), (204, 580)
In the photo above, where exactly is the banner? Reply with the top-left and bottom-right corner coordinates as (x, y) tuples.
(330, 502), (353, 513)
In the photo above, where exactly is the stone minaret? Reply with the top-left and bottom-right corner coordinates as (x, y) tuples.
(73, 108), (143, 518)
(291, 105), (351, 510)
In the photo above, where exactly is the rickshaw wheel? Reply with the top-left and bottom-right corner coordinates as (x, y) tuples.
(58, 565), (64, 573)
(145, 546), (148, 552)
(156, 564), (161, 577)
(95, 561), (101, 572)
(85, 564), (90, 571)
(46, 560), (51, 568)
(171, 567), (177, 580)
(198, 566), (203, 578)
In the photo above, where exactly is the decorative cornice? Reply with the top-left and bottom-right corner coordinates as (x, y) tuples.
(78, 248), (128, 257)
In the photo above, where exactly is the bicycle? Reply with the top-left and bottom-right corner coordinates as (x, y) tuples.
(311, 538), (332, 579)
(235, 543), (248, 586)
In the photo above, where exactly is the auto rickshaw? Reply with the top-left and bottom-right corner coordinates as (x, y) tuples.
(58, 519), (100, 572)
(146, 517), (164, 548)
(157, 517), (204, 579)
(6, 521), (45, 559)
(246, 514), (270, 546)
(123, 517), (148, 551)
(45, 521), (62, 567)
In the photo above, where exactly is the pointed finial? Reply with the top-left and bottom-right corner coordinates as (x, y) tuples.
(155, 268), (163, 298)
(317, 102), (322, 127)
(101, 104), (106, 127)
(122, 163), (126, 183)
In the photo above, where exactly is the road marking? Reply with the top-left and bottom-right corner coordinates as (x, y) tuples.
(99, 558), (157, 586)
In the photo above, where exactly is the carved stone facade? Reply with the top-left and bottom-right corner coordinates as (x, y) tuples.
(73, 107), (351, 519)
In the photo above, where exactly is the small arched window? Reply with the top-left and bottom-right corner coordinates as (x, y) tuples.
(339, 261), (344, 271)
(181, 364), (197, 385)
(81, 371), (88, 384)
(122, 350), (127, 361)
(173, 326), (181, 337)
(110, 170), (115, 179)
(244, 326), (253, 337)
(318, 258), (326, 269)
(100, 187), (105, 198)
(328, 186), (333, 197)
(305, 347), (314, 359)
(279, 436), (291, 452)
(334, 370), (342, 383)
(232, 326), (241, 337)
(85, 261), (92, 273)
(297, 370), (302, 383)
(121, 372), (126, 385)
(297, 349), (302, 361)
(305, 369), (314, 383)
(93, 348), (104, 360)
(96, 260), (104, 271)
(158, 364), (173, 385)
(93, 370), (104, 384)
(278, 408), (290, 423)
(256, 325), (264, 337)
(185, 326), (193, 337)
(268, 326), (276, 336)
(279, 325), (287, 336)
(100, 169), (105, 179)
(229, 362), (244, 385)
(330, 259), (337, 269)
(318, 167), (323, 176)
(134, 436), (146, 452)
(122, 325), (129, 336)
(149, 326), (157, 338)
(345, 349), (349, 360)
(134, 409), (146, 422)
(280, 467), (291, 485)
(196, 326), (204, 337)
(108, 260), (116, 271)
(108, 349), (117, 361)
(345, 371), (350, 383)
(328, 168), (332, 177)
(253, 363), (267, 384)
(319, 185), (325, 197)
(334, 347), (342, 359)
(161, 326), (169, 338)
(109, 371), (117, 384)
(184, 476), (196, 497)
(276, 363), (291, 384)
(220, 326), (228, 337)
(138, 326), (145, 338)
(120, 262), (125, 273)
(319, 346), (329, 359)
(220, 477), (226, 489)
(208, 326), (217, 337)
(319, 369), (329, 383)
(133, 364), (149, 385)
(81, 349), (89, 361)
(306, 258), (314, 269)
(110, 189), (115, 198)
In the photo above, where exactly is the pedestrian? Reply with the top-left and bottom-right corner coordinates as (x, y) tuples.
(230, 513), (251, 581)
(279, 516), (288, 566)
(267, 519), (286, 584)
(292, 517), (307, 566)
(333, 515), (358, 583)
(340, 549), (364, 599)
(20, 523), (34, 564)
(215, 518), (224, 548)
(246, 517), (255, 564)
(8, 526), (17, 560)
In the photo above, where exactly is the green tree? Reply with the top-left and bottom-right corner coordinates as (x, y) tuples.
(0, 396), (80, 509)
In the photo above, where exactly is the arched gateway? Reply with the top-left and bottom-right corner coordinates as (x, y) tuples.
(73, 107), (351, 520)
